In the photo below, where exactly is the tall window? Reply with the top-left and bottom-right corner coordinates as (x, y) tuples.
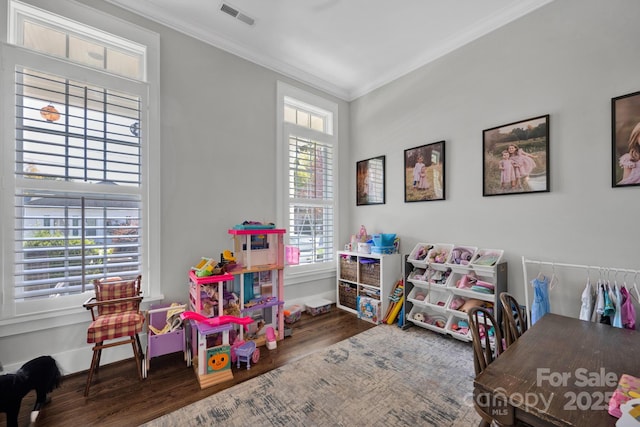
(277, 82), (338, 273)
(1, 0), (159, 319)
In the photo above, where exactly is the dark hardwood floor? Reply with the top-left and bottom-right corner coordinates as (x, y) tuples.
(2, 308), (374, 427)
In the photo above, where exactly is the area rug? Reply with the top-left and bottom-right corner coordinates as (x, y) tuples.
(141, 325), (481, 426)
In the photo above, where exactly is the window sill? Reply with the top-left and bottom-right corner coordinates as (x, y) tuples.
(285, 265), (336, 286)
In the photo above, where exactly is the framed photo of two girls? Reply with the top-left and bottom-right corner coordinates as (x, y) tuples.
(482, 115), (550, 196)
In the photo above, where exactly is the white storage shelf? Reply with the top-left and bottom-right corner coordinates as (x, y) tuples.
(403, 243), (507, 342)
(336, 251), (401, 324)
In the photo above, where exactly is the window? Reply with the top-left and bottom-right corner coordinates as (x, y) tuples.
(9, 0), (146, 80)
(277, 82), (338, 274)
(1, 0), (160, 320)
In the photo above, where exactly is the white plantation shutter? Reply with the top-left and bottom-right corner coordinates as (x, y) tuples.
(287, 136), (334, 265)
(15, 69), (141, 185)
(13, 67), (144, 301)
(15, 191), (141, 299)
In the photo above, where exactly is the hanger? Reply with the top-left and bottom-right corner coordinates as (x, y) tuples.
(623, 271), (640, 304)
(633, 272), (640, 303)
(597, 267), (604, 290)
(548, 262), (558, 290)
(584, 267), (592, 293)
(535, 261), (545, 281)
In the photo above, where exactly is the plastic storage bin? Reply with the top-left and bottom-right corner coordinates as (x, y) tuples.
(284, 304), (302, 324)
(306, 298), (332, 316)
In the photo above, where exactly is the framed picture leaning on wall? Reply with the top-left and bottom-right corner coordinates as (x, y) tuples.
(612, 90), (640, 187)
(404, 141), (445, 202)
(356, 155), (385, 206)
(482, 115), (550, 196)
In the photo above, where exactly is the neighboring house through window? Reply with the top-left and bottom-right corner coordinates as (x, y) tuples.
(276, 81), (338, 278)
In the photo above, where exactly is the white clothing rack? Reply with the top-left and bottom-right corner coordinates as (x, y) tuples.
(521, 256), (640, 328)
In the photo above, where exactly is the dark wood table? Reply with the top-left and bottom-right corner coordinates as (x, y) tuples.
(473, 313), (640, 426)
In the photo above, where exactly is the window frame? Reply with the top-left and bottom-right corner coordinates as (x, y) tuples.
(0, 0), (160, 334)
(276, 81), (339, 282)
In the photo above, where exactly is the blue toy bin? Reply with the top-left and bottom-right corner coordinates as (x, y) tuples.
(371, 246), (395, 254)
(372, 233), (396, 247)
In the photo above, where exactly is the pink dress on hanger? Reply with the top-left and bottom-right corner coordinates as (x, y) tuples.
(620, 287), (636, 330)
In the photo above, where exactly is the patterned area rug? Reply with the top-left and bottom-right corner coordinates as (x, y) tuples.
(141, 325), (481, 426)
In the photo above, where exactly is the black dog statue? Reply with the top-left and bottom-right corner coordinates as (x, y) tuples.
(0, 355), (61, 427)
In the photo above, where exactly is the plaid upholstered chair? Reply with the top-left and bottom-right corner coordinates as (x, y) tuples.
(83, 275), (145, 396)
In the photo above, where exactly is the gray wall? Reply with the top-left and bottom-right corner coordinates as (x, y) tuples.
(349, 0), (640, 316)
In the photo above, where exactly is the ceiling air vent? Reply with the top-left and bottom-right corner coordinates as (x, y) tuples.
(220, 3), (255, 26)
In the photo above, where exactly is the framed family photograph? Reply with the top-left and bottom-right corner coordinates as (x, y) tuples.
(356, 155), (385, 206)
(404, 141), (445, 202)
(482, 114), (550, 196)
(612, 90), (640, 187)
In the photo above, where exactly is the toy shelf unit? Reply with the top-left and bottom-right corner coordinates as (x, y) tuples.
(336, 251), (401, 324)
(228, 228), (286, 346)
(403, 243), (507, 341)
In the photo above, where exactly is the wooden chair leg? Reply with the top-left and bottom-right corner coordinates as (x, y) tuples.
(95, 347), (102, 373)
(84, 344), (102, 397)
(135, 333), (144, 362)
(131, 336), (143, 381)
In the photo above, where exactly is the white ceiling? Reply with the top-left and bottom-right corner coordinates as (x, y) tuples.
(105, 0), (553, 101)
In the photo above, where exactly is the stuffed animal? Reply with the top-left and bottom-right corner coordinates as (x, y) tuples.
(223, 302), (241, 317)
(0, 355), (61, 427)
(413, 312), (426, 323)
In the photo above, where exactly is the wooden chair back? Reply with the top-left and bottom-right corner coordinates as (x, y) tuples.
(467, 306), (503, 376)
(499, 292), (528, 348)
(468, 306), (515, 426)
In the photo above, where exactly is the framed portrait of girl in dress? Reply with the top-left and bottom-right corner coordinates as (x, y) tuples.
(482, 115), (550, 197)
(612, 90), (640, 188)
(356, 155), (385, 206)
(404, 141), (445, 202)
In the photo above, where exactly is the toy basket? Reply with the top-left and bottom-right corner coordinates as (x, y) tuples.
(338, 281), (357, 310)
(339, 255), (358, 282)
(359, 259), (380, 286)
